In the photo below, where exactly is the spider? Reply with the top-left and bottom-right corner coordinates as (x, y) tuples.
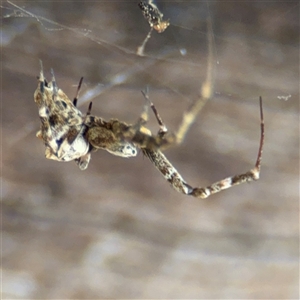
(34, 21), (264, 199)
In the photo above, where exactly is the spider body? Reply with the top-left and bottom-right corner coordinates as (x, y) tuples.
(34, 20), (264, 198)
(34, 62), (139, 170)
(34, 65), (264, 198)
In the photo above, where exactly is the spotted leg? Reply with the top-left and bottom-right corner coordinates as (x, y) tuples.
(142, 97), (264, 198)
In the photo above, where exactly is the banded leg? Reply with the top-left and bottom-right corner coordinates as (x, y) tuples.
(143, 97), (264, 198)
(191, 97), (264, 198)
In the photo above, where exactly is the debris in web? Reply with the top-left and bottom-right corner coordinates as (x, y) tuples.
(138, 1), (170, 33)
(137, 1), (170, 56)
(277, 94), (291, 101)
(137, 28), (153, 56)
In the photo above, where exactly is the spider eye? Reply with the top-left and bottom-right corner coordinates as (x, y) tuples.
(126, 145), (137, 155)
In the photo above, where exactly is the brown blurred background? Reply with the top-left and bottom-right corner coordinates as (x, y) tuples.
(2, 1), (299, 298)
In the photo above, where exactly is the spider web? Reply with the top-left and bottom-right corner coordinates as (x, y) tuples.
(2, 1), (299, 298)
(2, 1), (213, 143)
(2, 1), (297, 149)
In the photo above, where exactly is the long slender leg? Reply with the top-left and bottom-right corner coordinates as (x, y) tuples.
(131, 18), (265, 199)
(132, 17), (215, 150)
(143, 97), (264, 198)
(120, 87), (173, 148)
(142, 148), (193, 194)
(141, 88), (168, 136)
(122, 96), (153, 142)
(38, 60), (45, 94)
(191, 97), (264, 198)
(73, 77), (84, 107)
(175, 16), (215, 145)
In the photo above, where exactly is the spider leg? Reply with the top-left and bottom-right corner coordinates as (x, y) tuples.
(132, 17), (215, 151)
(73, 77), (84, 107)
(50, 68), (58, 99)
(38, 60), (45, 94)
(143, 97), (264, 198)
(142, 148), (194, 194)
(191, 97), (265, 198)
(137, 95), (150, 127)
(121, 96), (152, 141)
(141, 88), (168, 136)
(175, 17), (214, 145)
(74, 153), (91, 171)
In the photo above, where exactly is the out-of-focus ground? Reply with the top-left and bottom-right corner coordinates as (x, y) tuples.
(2, 1), (299, 299)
